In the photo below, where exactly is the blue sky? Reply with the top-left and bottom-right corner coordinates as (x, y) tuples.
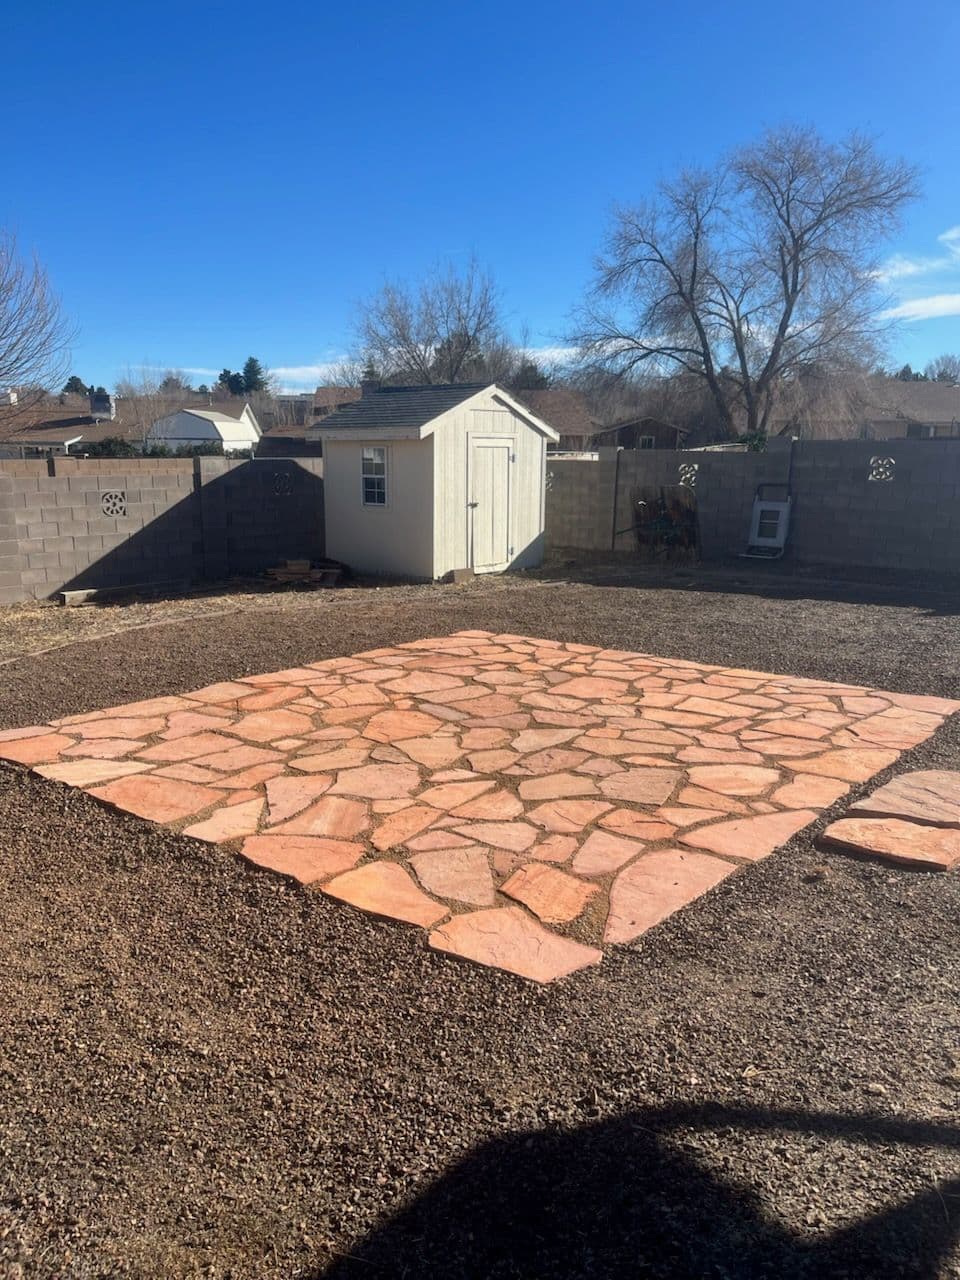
(4, 0), (958, 391)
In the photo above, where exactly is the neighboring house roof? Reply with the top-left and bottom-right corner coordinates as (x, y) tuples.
(857, 378), (960, 425)
(593, 416), (691, 438)
(310, 382), (560, 442)
(170, 405), (255, 427)
(514, 388), (597, 439)
(0, 395), (255, 450)
(314, 385), (362, 413)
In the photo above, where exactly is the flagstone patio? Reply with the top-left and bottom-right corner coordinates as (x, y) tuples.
(2, 630), (957, 982)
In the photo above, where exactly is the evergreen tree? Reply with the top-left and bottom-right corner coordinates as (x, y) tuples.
(218, 368), (246, 396)
(241, 356), (268, 393)
(62, 375), (88, 394)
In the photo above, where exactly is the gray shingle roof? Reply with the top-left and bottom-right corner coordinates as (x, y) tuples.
(309, 383), (488, 435)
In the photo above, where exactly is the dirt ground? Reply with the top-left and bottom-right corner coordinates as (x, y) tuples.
(2, 565), (960, 1279)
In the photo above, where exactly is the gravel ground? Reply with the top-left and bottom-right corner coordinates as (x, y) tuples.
(2, 566), (960, 1279)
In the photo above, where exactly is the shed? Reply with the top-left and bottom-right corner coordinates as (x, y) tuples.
(311, 382), (559, 579)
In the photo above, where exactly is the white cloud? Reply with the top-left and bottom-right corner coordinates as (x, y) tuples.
(874, 224), (960, 284)
(881, 293), (960, 321)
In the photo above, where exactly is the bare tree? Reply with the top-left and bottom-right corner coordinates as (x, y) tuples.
(924, 353), (960, 384)
(356, 258), (512, 384)
(0, 232), (72, 413)
(574, 128), (918, 439)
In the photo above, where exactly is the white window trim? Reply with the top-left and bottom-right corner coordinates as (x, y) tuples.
(361, 445), (389, 508)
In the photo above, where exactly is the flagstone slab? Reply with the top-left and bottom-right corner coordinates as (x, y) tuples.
(604, 848), (735, 943)
(410, 847), (496, 906)
(429, 906), (603, 982)
(6, 631), (956, 982)
(324, 862), (448, 928)
(819, 816), (960, 871)
(847, 771), (960, 828)
(90, 775), (226, 824)
(241, 835), (365, 884)
(501, 862), (599, 923)
(184, 798), (265, 843)
(679, 809), (818, 862)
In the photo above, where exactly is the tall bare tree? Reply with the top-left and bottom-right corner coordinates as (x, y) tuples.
(0, 231), (71, 407)
(924, 353), (960, 384)
(574, 128), (918, 439)
(356, 258), (517, 384)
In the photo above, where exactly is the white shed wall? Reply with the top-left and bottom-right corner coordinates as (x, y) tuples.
(324, 437), (434, 579)
(431, 388), (547, 578)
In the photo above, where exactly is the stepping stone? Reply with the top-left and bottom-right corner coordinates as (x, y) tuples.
(410, 847), (496, 906)
(819, 816), (960, 871)
(573, 829), (645, 876)
(395, 736), (465, 768)
(418, 779), (495, 810)
(72, 716), (167, 740)
(679, 809), (818, 862)
(501, 862), (599, 923)
(429, 906), (602, 982)
(90, 775), (225, 824)
(324, 862), (448, 928)
(604, 848), (735, 943)
(184, 798), (264, 843)
(847, 771), (960, 828)
(241, 835), (365, 884)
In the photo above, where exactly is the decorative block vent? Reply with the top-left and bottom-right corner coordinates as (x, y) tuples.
(868, 456), (896, 482)
(273, 472), (294, 497)
(678, 462), (699, 488)
(100, 490), (127, 517)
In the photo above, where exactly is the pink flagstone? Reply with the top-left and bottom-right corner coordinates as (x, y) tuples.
(429, 906), (603, 982)
(324, 862), (448, 928)
(604, 848), (735, 943)
(241, 835), (364, 884)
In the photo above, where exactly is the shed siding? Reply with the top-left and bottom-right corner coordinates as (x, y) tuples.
(431, 388), (546, 577)
(152, 409), (260, 451)
(324, 437), (434, 579)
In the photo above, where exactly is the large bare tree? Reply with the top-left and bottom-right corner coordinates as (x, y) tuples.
(0, 231), (71, 406)
(355, 258), (520, 385)
(574, 128), (918, 439)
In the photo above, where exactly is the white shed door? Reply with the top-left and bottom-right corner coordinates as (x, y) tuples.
(470, 440), (512, 572)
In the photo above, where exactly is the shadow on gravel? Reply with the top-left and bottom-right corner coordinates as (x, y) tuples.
(530, 560), (960, 617)
(318, 1103), (960, 1279)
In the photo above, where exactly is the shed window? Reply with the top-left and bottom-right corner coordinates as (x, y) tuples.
(638, 435), (655, 450)
(361, 446), (387, 505)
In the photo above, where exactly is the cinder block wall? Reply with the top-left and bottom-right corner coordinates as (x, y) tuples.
(545, 441), (960, 578)
(0, 456), (325, 604)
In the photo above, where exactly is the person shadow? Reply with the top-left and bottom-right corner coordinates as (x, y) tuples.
(316, 1102), (960, 1279)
